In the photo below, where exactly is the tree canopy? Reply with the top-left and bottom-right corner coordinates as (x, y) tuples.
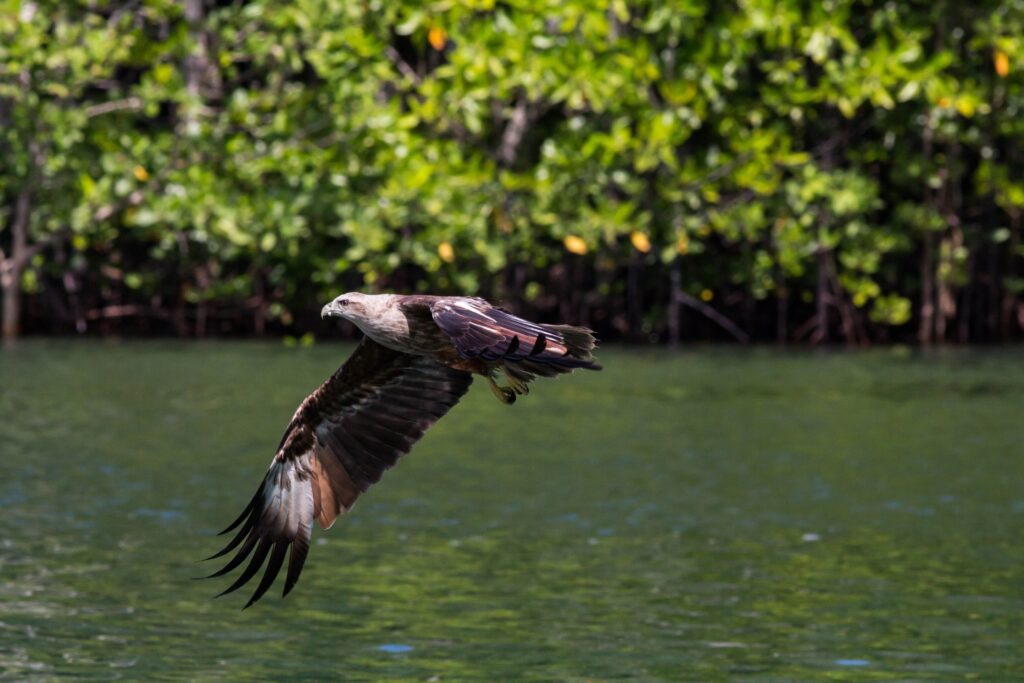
(1, 0), (1022, 344)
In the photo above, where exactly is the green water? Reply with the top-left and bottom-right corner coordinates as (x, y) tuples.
(0, 342), (1022, 681)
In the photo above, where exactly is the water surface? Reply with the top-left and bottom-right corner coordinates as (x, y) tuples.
(1, 342), (1022, 680)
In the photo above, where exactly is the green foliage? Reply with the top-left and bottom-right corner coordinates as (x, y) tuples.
(2, 0), (1024, 342)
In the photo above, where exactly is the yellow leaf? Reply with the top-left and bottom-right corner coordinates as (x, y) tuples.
(152, 64), (173, 84)
(995, 50), (1010, 78)
(837, 97), (855, 119)
(611, 0), (629, 22)
(563, 235), (588, 255)
(955, 96), (975, 118)
(133, 166), (149, 182)
(700, 288), (714, 302)
(630, 231), (652, 253)
(437, 241), (455, 263)
(428, 26), (447, 51)
(676, 233), (689, 255)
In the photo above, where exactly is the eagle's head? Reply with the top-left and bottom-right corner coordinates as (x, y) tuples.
(321, 292), (395, 326)
(321, 292), (408, 349)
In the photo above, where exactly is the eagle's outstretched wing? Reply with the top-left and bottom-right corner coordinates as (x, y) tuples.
(429, 298), (600, 370)
(203, 337), (472, 607)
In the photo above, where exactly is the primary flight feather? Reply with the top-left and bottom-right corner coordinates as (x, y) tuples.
(203, 293), (600, 607)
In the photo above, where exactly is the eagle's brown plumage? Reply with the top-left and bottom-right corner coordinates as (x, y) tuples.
(203, 294), (599, 607)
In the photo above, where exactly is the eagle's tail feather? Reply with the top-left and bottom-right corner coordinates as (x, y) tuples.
(541, 324), (601, 369)
(498, 323), (600, 397)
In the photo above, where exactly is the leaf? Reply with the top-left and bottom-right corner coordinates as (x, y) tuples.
(896, 81), (919, 103)
(428, 26), (447, 51)
(837, 97), (855, 118)
(395, 12), (424, 35)
(79, 173), (96, 198)
(630, 231), (651, 253)
(563, 235), (588, 255)
(437, 241), (455, 263)
(994, 50), (1009, 78)
(955, 96), (975, 118)
(152, 63), (174, 84)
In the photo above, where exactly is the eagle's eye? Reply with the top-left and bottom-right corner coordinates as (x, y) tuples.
(338, 299), (350, 307)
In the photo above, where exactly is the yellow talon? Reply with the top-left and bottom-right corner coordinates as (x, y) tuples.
(507, 375), (530, 396)
(487, 376), (516, 405)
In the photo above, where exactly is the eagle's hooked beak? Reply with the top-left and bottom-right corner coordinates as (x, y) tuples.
(321, 300), (345, 319)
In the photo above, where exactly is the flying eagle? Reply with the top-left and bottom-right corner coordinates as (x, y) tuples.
(203, 293), (600, 607)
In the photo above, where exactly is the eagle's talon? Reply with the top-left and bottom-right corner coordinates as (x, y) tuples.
(487, 376), (517, 405)
(509, 377), (530, 395)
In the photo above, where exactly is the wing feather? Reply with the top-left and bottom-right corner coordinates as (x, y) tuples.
(204, 337), (472, 606)
(430, 298), (599, 369)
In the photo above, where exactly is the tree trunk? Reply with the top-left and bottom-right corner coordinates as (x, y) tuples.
(1002, 208), (1021, 340)
(827, 253), (858, 346)
(812, 242), (829, 345)
(253, 267), (266, 337)
(1, 185), (32, 340)
(937, 228), (962, 343)
(919, 231), (935, 345)
(668, 257), (682, 346)
(627, 254), (641, 341)
(959, 249), (974, 343)
(936, 141), (961, 343)
(918, 113), (936, 345)
(1, 275), (20, 341)
(812, 132), (838, 347)
(775, 272), (788, 345)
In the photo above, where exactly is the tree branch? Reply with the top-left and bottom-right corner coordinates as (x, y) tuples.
(85, 97), (143, 118)
(498, 95), (530, 166)
(676, 291), (750, 343)
(385, 46), (422, 86)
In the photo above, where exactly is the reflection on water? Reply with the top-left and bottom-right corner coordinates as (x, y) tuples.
(1, 342), (1022, 680)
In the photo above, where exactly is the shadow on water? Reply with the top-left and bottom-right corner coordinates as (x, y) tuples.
(0, 341), (1022, 680)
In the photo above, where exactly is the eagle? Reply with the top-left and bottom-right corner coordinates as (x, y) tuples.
(203, 293), (600, 607)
